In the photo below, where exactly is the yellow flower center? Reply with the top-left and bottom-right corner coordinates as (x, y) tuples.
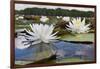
(75, 21), (81, 27)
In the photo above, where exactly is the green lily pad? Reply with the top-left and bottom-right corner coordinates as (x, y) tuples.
(56, 57), (93, 63)
(60, 33), (94, 42)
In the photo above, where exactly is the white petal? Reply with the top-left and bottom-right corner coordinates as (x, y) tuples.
(32, 40), (41, 45)
(81, 18), (85, 26)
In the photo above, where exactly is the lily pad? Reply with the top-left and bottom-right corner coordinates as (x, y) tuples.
(60, 33), (94, 42)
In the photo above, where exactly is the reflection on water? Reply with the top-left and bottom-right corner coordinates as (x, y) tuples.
(15, 40), (95, 65)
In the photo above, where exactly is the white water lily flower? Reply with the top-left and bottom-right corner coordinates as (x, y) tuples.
(66, 18), (90, 34)
(62, 17), (70, 22)
(56, 16), (62, 19)
(15, 24), (59, 49)
(28, 24), (58, 43)
(40, 16), (49, 22)
(16, 15), (24, 20)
